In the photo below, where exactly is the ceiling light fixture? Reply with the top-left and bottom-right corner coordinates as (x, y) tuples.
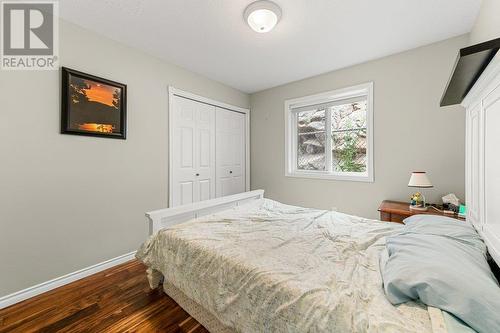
(243, 0), (281, 33)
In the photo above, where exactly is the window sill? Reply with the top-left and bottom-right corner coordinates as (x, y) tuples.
(285, 170), (374, 183)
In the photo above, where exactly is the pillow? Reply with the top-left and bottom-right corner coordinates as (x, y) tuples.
(381, 215), (500, 333)
(401, 215), (487, 252)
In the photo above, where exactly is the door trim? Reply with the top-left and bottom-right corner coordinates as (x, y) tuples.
(168, 86), (250, 207)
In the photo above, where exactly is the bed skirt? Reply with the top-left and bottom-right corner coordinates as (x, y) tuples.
(162, 280), (235, 333)
(161, 280), (450, 333)
(148, 268), (234, 333)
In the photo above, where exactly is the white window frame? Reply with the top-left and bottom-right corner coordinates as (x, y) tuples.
(284, 82), (374, 182)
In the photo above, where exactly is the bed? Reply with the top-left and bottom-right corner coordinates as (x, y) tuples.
(137, 190), (461, 333)
(137, 53), (500, 333)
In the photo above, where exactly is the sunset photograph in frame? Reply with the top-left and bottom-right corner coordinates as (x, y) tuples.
(61, 67), (127, 139)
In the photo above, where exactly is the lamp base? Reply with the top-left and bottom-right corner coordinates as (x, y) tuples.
(409, 205), (428, 211)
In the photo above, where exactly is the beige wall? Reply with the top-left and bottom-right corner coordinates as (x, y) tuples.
(250, 35), (468, 219)
(0, 20), (249, 297)
(0, 16), (474, 298)
(469, 0), (500, 44)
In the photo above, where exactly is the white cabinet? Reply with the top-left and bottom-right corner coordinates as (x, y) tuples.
(465, 102), (482, 229)
(461, 51), (500, 268)
(216, 107), (246, 197)
(465, 80), (500, 234)
(169, 90), (248, 207)
(463, 54), (500, 263)
(483, 84), (500, 247)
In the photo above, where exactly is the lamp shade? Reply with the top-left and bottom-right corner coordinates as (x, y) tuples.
(408, 172), (433, 188)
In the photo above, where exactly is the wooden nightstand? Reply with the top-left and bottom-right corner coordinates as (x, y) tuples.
(378, 200), (465, 223)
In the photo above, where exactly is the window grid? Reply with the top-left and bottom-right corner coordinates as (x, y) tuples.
(285, 82), (373, 182)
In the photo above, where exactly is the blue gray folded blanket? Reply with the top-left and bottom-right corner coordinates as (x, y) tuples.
(381, 215), (500, 333)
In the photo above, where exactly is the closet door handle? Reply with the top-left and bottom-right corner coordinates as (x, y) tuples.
(229, 171), (233, 174)
(195, 173), (200, 176)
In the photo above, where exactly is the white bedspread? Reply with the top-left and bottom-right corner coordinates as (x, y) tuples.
(137, 199), (434, 332)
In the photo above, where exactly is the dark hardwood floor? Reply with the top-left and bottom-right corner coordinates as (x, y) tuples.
(0, 260), (209, 333)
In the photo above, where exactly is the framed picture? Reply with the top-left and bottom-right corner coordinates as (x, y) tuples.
(61, 67), (127, 139)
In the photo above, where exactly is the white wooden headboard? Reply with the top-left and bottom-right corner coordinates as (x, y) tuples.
(145, 190), (265, 235)
(462, 53), (500, 266)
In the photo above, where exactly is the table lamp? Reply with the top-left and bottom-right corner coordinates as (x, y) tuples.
(408, 171), (433, 211)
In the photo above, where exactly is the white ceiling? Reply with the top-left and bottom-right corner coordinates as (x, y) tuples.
(59, 0), (481, 93)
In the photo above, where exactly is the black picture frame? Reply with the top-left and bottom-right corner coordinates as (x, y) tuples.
(61, 67), (127, 139)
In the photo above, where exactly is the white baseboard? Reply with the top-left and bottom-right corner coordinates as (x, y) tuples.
(0, 251), (137, 309)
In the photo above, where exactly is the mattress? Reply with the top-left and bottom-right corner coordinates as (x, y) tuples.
(136, 198), (443, 332)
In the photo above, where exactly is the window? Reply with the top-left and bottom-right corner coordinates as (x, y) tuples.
(285, 83), (373, 182)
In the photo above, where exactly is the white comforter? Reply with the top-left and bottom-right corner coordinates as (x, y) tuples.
(136, 199), (434, 332)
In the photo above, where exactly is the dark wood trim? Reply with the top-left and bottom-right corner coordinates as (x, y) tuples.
(488, 255), (500, 283)
(459, 37), (500, 58)
(440, 37), (500, 107)
(61, 67), (127, 139)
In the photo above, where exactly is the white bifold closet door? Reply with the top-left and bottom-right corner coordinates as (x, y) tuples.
(216, 107), (246, 197)
(171, 96), (215, 206)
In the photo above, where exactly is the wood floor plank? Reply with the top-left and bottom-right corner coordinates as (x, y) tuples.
(0, 260), (209, 333)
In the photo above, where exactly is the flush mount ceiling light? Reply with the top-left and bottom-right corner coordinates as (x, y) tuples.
(243, 0), (282, 33)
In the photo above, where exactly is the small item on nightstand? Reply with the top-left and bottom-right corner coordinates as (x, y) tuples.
(408, 172), (433, 211)
(442, 193), (460, 207)
(410, 192), (426, 211)
(442, 193), (463, 215)
(443, 203), (459, 213)
(458, 205), (467, 218)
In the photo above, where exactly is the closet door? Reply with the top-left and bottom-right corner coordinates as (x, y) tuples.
(216, 108), (246, 197)
(171, 96), (215, 206)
